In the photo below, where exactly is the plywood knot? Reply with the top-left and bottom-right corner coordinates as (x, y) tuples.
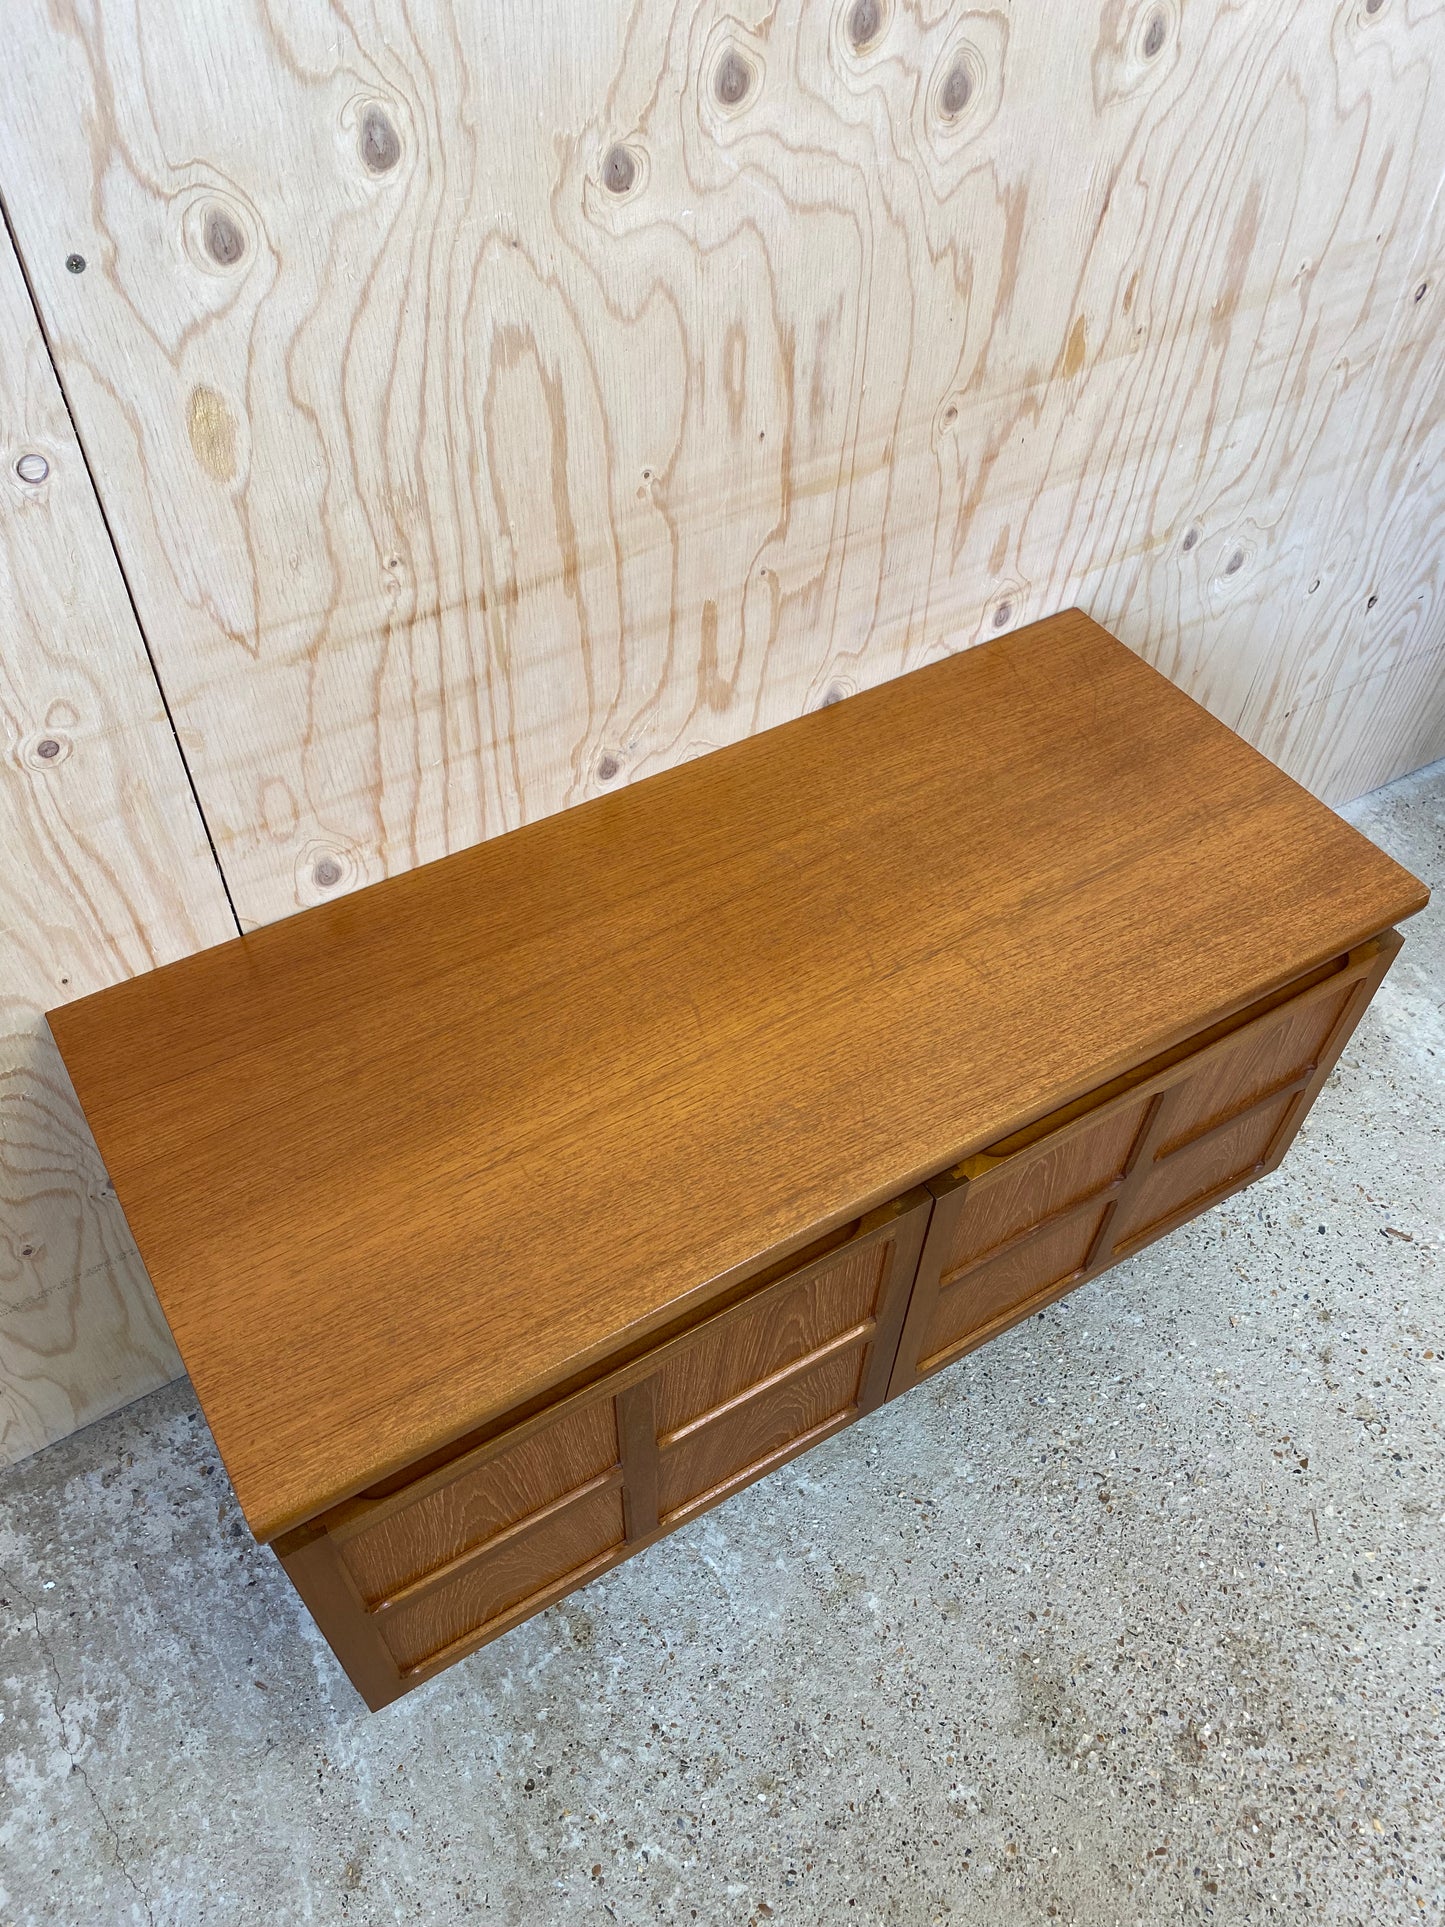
(940, 60), (972, 116)
(26, 731), (72, 769)
(603, 145), (638, 195)
(713, 47), (756, 108)
(847, 0), (883, 52)
(361, 105), (402, 174)
(204, 205), (246, 267)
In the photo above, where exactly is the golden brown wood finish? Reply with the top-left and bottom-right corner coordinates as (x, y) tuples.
(377, 1483), (629, 1677)
(888, 935), (1401, 1394)
(47, 614), (1428, 1545)
(336, 1400), (620, 1609)
(281, 1194), (927, 1706)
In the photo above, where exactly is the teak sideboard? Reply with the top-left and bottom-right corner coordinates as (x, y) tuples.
(48, 612), (1428, 1708)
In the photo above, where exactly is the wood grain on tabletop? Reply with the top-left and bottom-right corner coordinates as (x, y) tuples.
(46, 612), (1428, 1540)
(1, 1), (1441, 940)
(0, 223), (237, 1467)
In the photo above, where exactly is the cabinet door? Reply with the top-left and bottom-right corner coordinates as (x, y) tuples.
(279, 1189), (931, 1706)
(888, 933), (1399, 1396)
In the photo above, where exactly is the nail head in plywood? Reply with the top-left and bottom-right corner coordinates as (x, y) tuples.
(0, 222), (235, 1470)
(0, 0), (1439, 940)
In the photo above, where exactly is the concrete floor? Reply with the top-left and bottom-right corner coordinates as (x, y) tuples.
(1, 761), (1442, 1927)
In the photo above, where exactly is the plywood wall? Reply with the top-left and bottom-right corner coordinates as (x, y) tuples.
(0, 0), (1440, 938)
(0, 224), (237, 1464)
(0, 1), (1441, 1465)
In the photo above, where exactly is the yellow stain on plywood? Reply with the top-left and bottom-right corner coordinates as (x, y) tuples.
(187, 387), (237, 485)
(0, 0), (1437, 935)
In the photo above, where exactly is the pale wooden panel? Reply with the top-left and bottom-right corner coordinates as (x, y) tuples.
(0, 223), (236, 1467)
(0, 0), (1441, 933)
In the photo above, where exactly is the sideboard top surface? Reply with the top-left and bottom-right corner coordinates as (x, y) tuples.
(48, 611), (1428, 1539)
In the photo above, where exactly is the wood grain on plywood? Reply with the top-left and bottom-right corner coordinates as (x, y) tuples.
(46, 614), (1428, 1540)
(0, 223), (236, 1466)
(0, 1), (1440, 933)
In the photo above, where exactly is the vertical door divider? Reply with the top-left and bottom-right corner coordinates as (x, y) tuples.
(616, 1379), (661, 1542)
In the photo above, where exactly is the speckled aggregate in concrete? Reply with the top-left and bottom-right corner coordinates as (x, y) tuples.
(1, 761), (1442, 1927)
